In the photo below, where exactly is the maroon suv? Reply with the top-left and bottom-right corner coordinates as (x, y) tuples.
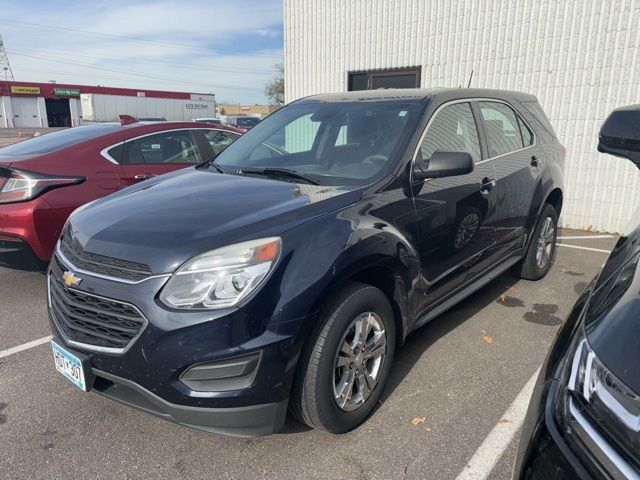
(0, 118), (242, 270)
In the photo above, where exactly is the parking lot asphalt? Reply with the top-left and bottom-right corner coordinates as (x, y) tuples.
(0, 230), (618, 480)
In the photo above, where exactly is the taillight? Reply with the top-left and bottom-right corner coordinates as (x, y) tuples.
(561, 145), (568, 158)
(0, 167), (84, 204)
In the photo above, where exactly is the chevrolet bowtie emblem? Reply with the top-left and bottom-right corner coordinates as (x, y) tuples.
(62, 271), (82, 287)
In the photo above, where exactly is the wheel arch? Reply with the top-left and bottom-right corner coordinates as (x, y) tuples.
(306, 254), (415, 349)
(545, 187), (563, 217)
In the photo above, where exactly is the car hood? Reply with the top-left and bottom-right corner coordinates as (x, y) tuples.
(584, 219), (640, 394)
(68, 167), (360, 274)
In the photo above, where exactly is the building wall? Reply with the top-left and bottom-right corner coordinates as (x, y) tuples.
(284, 0), (640, 232)
(218, 104), (280, 116)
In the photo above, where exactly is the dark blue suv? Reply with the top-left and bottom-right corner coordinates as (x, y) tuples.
(48, 88), (564, 436)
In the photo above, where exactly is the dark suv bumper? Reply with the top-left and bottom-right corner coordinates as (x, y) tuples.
(47, 255), (303, 437)
(91, 368), (288, 437)
(515, 380), (591, 479)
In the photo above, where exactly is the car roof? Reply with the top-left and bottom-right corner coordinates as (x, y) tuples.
(295, 88), (538, 105)
(114, 121), (242, 134)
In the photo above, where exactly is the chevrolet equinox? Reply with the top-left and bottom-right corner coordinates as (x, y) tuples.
(48, 88), (564, 436)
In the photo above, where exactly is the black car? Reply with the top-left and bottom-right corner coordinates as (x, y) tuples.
(514, 105), (640, 479)
(47, 88), (564, 437)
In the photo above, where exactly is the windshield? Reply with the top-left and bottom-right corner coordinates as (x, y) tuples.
(215, 101), (421, 186)
(0, 124), (121, 156)
(236, 117), (261, 127)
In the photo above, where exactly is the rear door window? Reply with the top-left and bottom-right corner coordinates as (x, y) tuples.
(121, 130), (204, 165)
(518, 116), (533, 147)
(203, 130), (241, 156)
(478, 102), (524, 157)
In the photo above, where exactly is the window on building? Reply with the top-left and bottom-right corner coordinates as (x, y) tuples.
(348, 67), (421, 91)
(418, 102), (482, 168)
(478, 102), (524, 157)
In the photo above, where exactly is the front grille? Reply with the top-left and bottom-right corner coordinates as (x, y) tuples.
(59, 228), (152, 282)
(49, 273), (146, 351)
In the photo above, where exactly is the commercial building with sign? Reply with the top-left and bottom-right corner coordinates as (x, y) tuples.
(0, 81), (216, 128)
(284, 0), (640, 233)
(217, 103), (280, 117)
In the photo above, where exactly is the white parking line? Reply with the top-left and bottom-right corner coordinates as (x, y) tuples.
(455, 367), (541, 480)
(557, 234), (614, 240)
(557, 243), (611, 254)
(0, 336), (52, 359)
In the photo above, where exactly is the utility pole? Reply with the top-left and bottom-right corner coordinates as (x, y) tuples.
(0, 34), (15, 81)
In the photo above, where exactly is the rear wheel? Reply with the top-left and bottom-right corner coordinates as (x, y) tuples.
(512, 203), (558, 280)
(290, 282), (396, 433)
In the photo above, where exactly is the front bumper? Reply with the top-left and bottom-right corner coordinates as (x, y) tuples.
(516, 377), (640, 479)
(92, 368), (288, 437)
(515, 380), (592, 479)
(47, 254), (303, 437)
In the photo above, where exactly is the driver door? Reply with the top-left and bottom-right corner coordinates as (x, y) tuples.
(411, 101), (500, 314)
(119, 129), (208, 186)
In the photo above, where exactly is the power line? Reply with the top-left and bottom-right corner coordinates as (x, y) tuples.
(0, 34), (14, 81)
(8, 43), (278, 75)
(8, 50), (265, 92)
(0, 19), (283, 59)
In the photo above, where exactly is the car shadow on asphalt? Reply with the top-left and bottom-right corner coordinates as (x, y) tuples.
(278, 271), (519, 435)
(377, 271), (519, 406)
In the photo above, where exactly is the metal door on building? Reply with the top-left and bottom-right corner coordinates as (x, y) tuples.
(348, 67), (421, 91)
(11, 97), (40, 127)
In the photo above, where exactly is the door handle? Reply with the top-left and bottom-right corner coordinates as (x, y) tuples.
(134, 173), (157, 181)
(530, 155), (539, 168)
(480, 177), (496, 194)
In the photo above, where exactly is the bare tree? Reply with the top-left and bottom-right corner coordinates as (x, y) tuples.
(265, 64), (284, 105)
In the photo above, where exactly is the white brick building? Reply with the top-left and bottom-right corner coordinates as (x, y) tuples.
(284, 0), (640, 232)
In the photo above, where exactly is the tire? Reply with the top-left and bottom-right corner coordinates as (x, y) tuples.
(512, 203), (558, 280)
(290, 282), (396, 433)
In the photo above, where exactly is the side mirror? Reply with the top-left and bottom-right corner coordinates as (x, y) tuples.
(413, 151), (474, 180)
(598, 104), (640, 168)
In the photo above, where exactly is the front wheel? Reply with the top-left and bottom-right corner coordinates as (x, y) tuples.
(290, 282), (396, 433)
(512, 203), (558, 280)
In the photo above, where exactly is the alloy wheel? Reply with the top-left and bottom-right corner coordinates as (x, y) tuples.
(333, 312), (387, 412)
(535, 216), (555, 268)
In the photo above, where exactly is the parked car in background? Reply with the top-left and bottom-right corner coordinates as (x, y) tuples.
(138, 117), (167, 122)
(48, 88), (563, 437)
(227, 115), (261, 131)
(0, 117), (242, 270)
(514, 104), (640, 479)
(193, 117), (222, 125)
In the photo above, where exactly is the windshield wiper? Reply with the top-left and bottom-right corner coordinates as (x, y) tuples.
(196, 155), (228, 174)
(236, 167), (319, 185)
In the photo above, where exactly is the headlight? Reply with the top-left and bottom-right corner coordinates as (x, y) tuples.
(159, 237), (281, 310)
(566, 337), (640, 431)
(557, 332), (640, 476)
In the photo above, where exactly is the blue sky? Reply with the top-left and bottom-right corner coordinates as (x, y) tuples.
(0, 0), (284, 103)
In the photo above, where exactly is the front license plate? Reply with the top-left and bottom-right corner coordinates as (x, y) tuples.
(51, 340), (87, 391)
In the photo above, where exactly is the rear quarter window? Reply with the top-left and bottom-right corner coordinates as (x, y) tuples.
(522, 101), (557, 138)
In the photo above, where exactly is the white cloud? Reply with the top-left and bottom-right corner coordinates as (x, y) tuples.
(0, 0), (283, 103)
